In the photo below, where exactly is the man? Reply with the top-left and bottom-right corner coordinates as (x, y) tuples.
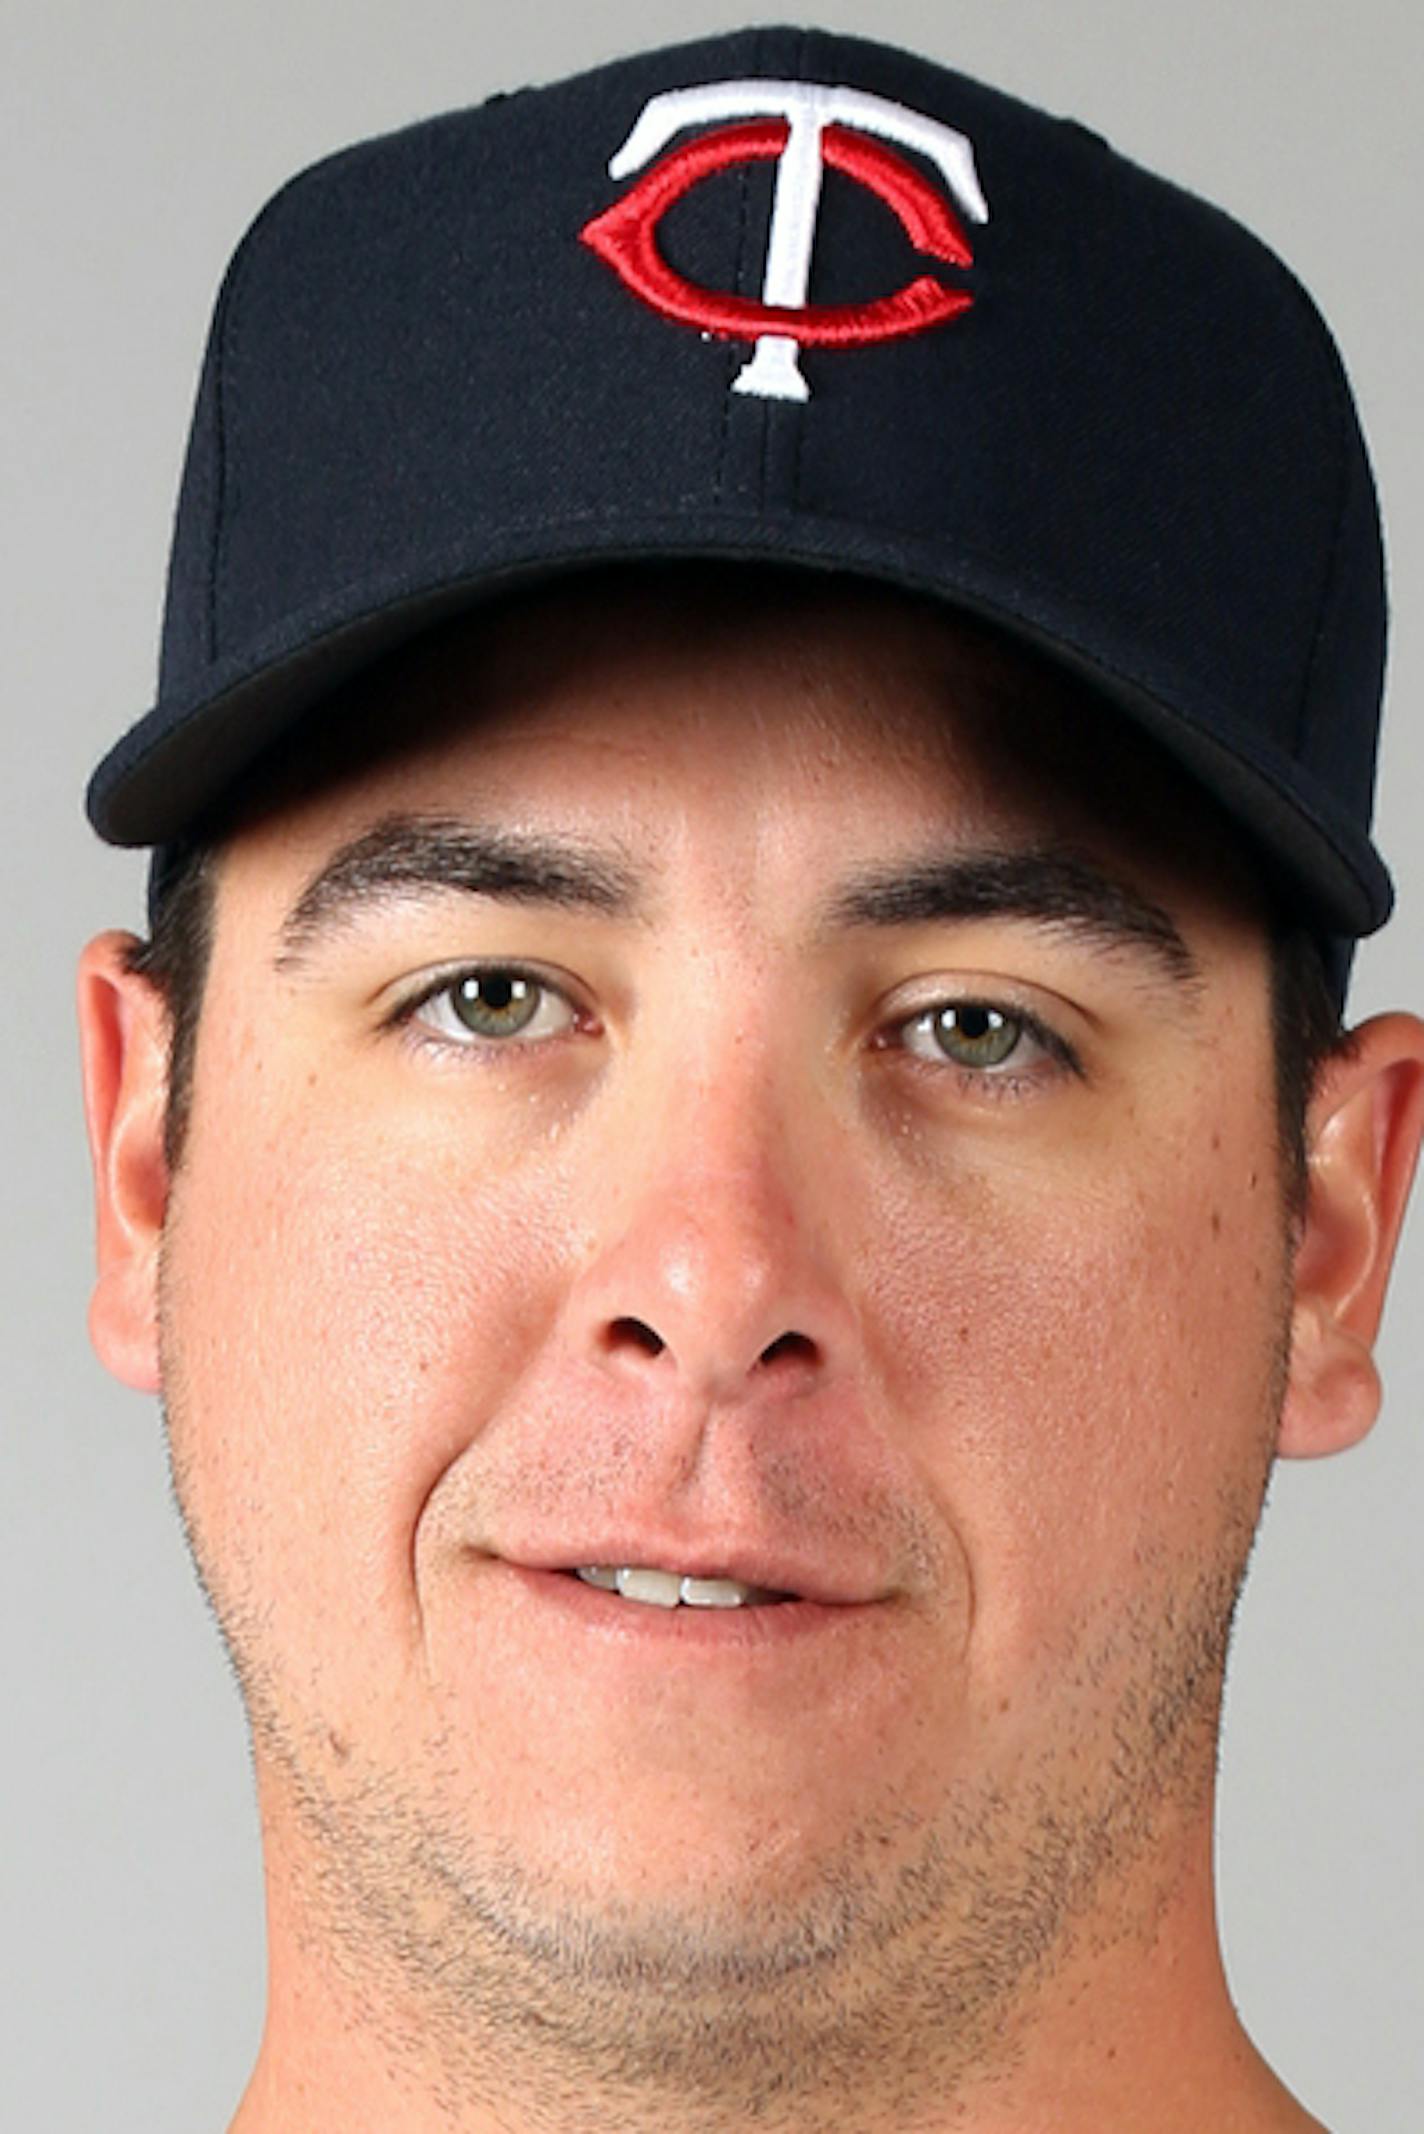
(75, 25), (1423, 2134)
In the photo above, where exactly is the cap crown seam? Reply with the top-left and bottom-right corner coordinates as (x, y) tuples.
(1276, 263), (1355, 767)
(207, 170), (335, 669)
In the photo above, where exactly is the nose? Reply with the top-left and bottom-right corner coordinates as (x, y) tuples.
(562, 1055), (857, 1406)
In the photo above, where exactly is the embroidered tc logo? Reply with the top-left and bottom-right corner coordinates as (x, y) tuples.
(580, 78), (990, 402)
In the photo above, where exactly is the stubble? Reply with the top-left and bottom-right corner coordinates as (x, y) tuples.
(163, 1348), (1284, 2134)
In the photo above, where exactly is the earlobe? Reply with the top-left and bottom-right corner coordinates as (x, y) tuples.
(1278, 1012), (1424, 1459)
(76, 932), (173, 1394)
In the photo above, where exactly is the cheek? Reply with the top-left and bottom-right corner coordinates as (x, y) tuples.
(160, 1061), (577, 1654)
(857, 1110), (1289, 1636)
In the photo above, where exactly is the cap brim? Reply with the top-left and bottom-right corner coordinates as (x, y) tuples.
(86, 515), (1392, 941)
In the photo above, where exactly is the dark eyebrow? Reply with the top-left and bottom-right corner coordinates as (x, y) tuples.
(277, 817), (1200, 997)
(276, 815), (645, 966)
(818, 847), (1202, 993)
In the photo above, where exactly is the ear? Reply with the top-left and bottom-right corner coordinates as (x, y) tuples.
(1278, 1011), (1424, 1458)
(76, 932), (172, 1393)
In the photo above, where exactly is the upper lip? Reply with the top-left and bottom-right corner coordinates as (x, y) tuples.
(490, 1538), (887, 1607)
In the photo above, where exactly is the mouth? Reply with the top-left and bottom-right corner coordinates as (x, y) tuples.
(503, 1540), (874, 1608)
(474, 1554), (895, 1663)
(571, 1565), (793, 1609)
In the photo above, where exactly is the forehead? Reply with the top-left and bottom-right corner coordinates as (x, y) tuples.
(221, 570), (1261, 920)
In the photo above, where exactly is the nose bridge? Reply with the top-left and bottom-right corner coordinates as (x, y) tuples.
(568, 1010), (854, 1399)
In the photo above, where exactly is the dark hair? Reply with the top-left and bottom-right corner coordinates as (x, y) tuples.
(128, 835), (1343, 1225)
(1268, 922), (1349, 1225)
(124, 842), (216, 1174)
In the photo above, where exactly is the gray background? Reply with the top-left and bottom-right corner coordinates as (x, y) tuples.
(4, 1), (1420, 2128)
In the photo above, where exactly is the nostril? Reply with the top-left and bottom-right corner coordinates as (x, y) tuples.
(759, 1331), (817, 1369)
(603, 1316), (666, 1359)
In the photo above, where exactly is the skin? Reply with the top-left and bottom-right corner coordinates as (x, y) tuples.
(80, 579), (1424, 2133)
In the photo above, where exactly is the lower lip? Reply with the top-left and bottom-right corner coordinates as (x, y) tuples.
(498, 1563), (876, 1653)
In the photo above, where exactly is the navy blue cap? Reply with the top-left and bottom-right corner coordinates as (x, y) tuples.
(86, 25), (1393, 962)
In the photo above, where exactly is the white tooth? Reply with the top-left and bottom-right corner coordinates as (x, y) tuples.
(616, 1566), (682, 1608)
(679, 1576), (754, 1608)
(575, 1565), (786, 1608)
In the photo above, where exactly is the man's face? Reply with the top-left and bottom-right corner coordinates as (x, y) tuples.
(156, 579), (1290, 2091)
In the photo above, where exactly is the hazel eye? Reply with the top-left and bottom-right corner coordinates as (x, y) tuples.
(898, 1001), (1046, 1073)
(408, 968), (577, 1046)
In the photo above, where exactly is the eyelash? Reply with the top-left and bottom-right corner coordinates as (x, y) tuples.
(389, 962), (1082, 1096)
(882, 998), (1080, 1098)
(393, 962), (587, 1053)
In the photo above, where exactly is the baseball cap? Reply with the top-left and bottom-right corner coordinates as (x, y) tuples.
(85, 24), (1394, 983)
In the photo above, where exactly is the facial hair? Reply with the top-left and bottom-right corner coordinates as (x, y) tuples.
(162, 1344), (1284, 2134)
